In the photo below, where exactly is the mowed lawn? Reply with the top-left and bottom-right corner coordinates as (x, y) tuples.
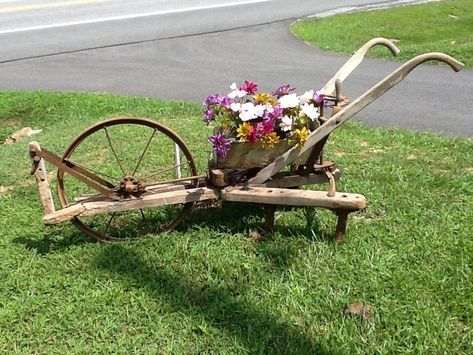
(291, 0), (473, 68)
(0, 92), (472, 353)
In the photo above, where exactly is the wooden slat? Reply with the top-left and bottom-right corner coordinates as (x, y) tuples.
(221, 187), (366, 210)
(249, 53), (464, 184)
(38, 147), (120, 200)
(43, 187), (219, 225)
(29, 142), (55, 215)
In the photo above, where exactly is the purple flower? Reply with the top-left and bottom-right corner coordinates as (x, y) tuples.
(273, 84), (295, 97)
(205, 94), (232, 107)
(240, 81), (258, 95)
(208, 132), (231, 157)
(204, 94), (219, 106)
(265, 105), (283, 121)
(218, 96), (232, 108)
(203, 109), (214, 125)
(313, 91), (325, 106)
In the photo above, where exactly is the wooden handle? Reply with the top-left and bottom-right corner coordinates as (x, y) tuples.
(321, 37), (401, 96)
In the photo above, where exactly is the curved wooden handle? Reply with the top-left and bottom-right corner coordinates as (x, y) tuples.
(249, 53), (464, 184)
(321, 37), (401, 95)
(399, 52), (464, 72)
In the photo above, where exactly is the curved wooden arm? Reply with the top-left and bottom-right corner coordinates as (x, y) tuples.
(321, 37), (400, 96)
(250, 53), (464, 184)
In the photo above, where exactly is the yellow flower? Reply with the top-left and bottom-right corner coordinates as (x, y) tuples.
(253, 93), (278, 106)
(253, 93), (271, 103)
(261, 132), (280, 149)
(236, 122), (251, 142)
(294, 127), (309, 147)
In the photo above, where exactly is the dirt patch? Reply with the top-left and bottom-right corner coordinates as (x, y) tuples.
(353, 214), (384, 222)
(0, 185), (14, 194)
(357, 147), (386, 158)
(465, 167), (473, 174)
(434, 169), (450, 175)
(2, 118), (21, 127)
(4, 127), (42, 144)
(345, 302), (372, 322)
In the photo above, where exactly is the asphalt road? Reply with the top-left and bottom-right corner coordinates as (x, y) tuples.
(0, 0), (471, 136)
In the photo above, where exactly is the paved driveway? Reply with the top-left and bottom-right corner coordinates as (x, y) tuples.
(0, 0), (471, 136)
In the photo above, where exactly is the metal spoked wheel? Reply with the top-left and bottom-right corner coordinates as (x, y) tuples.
(57, 117), (198, 242)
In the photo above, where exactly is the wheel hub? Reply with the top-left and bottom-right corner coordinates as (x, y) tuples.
(118, 175), (146, 198)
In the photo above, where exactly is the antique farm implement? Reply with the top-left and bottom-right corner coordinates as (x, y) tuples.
(28, 38), (464, 243)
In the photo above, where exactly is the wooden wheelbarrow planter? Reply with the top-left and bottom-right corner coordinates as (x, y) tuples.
(28, 38), (464, 243)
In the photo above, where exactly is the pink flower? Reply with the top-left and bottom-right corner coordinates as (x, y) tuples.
(240, 80), (258, 95)
(247, 125), (259, 143)
(257, 119), (275, 135)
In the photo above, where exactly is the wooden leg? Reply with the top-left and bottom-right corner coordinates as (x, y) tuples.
(334, 210), (349, 244)
(263, 204), (276, 232)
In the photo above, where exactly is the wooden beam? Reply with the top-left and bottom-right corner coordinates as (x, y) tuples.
(29, 142), (55, 215)
(221, 187), (366, 210)
(43, 187), (219, 225)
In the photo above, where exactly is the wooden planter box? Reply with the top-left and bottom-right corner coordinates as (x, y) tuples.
(215, 140), (314, 169)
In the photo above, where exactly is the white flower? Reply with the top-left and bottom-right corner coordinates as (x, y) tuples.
(279, 94), (299, 108)
(230, 102), (241, 112)
(299, 90), (314, 104)
(301, 103), (320, 120)
(228, 82), (247, 99)
(254, 104), (266, 117)
(239, 102), (258, 121)
(280, 115), (293, 132)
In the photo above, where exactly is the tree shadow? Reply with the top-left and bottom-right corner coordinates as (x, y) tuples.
(94, 244), (334, 354)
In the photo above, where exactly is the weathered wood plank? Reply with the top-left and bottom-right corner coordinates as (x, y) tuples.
(44, 187), (219, 225)
(29, 142), (55, 215)
(221, 187), (366, 210)
(249, 53), (464, 184)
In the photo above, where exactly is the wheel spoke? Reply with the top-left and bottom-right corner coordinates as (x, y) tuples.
(103, 126), (126, 176)
(139, 209), (147, 223)
(66, 158), (120, 185)
(140, 163), (188, 182)
(132, 128), (156, 176)
(104, 212), (116, 235)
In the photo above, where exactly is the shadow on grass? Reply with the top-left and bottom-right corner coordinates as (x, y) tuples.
(183, 202), (334, 242)
(12, 225), (91, 255)
(94, 244), (333, 354)
(13, 202), (333, 257)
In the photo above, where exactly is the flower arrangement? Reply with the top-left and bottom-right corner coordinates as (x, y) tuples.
(203, 81), (325, 157)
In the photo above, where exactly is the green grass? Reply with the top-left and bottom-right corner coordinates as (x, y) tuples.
(1, 91), (472, 353)
(291, 0), (473, 68)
